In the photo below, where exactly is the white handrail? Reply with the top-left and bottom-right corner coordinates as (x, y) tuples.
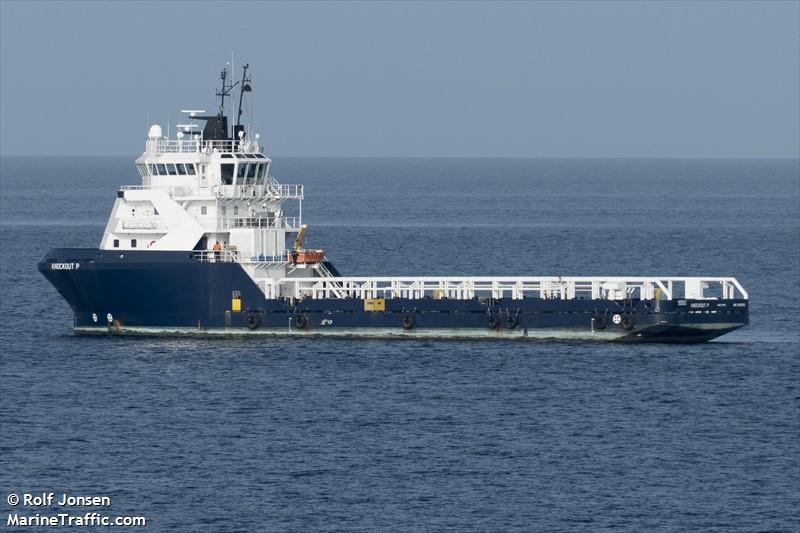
(196, 216), (301, 230)
(146, 138), (261, 154)
(216, 184), (303, 200)
(192, 250), (240, 263)
(277, 276), (748, 301)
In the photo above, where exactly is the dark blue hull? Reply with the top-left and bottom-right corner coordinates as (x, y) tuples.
(39, 249), (749, 343)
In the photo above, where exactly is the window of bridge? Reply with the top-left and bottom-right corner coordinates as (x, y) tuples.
(246, 163), (257, 185)
(256, 163), (268, 184)
(221, 164), (234, 185)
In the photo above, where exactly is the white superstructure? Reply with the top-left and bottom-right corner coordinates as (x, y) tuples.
(103, 64), (325, 291)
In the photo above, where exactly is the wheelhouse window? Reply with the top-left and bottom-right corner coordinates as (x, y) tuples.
(237, 163), (246, 183)
(256, 163), (268, 185)
(186, 163), (196, 175)
(176, 163), (187, 175)
(148, 164), (157, 175)
(246, 163), (257, 185)
(221, 164), (235, 185)
(156, 164), (167, 175)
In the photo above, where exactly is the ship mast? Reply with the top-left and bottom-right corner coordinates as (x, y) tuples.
(234, 64), (252, 141)
(216, 66), (234, 119)
(199, 63), (241, 141)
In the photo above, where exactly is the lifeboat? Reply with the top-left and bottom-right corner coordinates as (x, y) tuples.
(291, 249), (324, 264)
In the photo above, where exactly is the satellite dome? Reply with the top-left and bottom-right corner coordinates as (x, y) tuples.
(148, 124), (163, 140)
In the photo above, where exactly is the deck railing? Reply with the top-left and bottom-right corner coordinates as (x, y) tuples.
(146, 138), (261, 154)
(216, 184), (303, 200)
(249, 251), (293, 264)
(197, 216), (301, 231)
(119, 184), (194, 198)
(275, 276), (749, 302)
(119, 183), (302, 201)
(218, 216), (300, 230)
(192, 250), (241, 263)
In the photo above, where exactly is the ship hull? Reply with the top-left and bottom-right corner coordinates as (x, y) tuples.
(39, 249), (749, 343)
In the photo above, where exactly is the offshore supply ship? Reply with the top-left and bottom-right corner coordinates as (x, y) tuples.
(39, 65), (749, 342)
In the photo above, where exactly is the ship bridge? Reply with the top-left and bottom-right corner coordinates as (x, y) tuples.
(99, 63), (324, 290)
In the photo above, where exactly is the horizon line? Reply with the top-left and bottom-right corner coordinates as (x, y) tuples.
(1, 154), (799, 161)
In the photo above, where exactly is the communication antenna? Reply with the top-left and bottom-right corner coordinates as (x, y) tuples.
(235, 64), (252, 137)
(217, 64), (232, 116)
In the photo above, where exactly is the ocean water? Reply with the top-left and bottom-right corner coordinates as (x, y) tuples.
(1, 156), (798, 531)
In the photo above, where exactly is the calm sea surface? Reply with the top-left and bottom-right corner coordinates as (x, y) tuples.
(1, 157), (798, 531)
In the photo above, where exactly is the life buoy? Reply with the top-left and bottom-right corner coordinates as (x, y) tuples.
(488, 316), (499, 330)
(402, 314), (416, 330)
(621, 315), (636, 331)
(294, 314), (308, 329)
(506, 315), (518, 329)
(593, 314), (607, 330)
(246, 312), (261, 330)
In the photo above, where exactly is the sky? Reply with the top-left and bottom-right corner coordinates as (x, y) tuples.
(1, 1), (798, 158)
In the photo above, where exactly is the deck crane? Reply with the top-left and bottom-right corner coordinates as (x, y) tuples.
(290, 224), (324, 265)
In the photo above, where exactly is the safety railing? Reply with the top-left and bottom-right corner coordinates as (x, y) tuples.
(248, 251), (293, 264)
(119, 185), (194, 198)
(192, 250), (241, 263)
(215, 184), (303, 200)
(119, 181), (302, 202)
(146, 138), (261, 154)
(197, 216), (301, 230)
(276, 276), (749, 302)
